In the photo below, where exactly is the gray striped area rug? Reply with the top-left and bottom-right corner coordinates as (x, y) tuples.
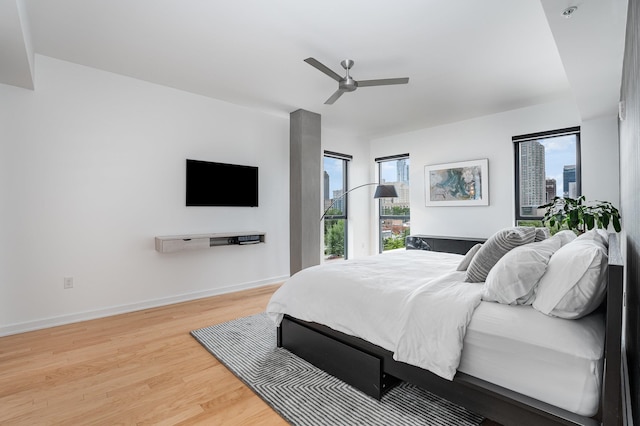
(191, 313), (483, 426)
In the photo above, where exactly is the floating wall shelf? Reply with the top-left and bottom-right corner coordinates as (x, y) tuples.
(155, 231), (265, 253)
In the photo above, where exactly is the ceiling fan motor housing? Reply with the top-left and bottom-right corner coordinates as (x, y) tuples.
(340, 78), (358, 92)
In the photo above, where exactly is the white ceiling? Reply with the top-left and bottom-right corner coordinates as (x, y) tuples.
(0, 0), (628, 139)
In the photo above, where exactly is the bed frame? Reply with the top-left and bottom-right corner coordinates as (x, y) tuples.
(277, 234), (624, 426)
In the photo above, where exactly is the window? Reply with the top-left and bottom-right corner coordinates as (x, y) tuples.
(323, 152), (351, 261)
(376, 154), (410, 252)
(513, 127), (581, 225)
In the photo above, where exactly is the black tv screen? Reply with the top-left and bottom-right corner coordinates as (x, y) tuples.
(186, 159), (258, 207)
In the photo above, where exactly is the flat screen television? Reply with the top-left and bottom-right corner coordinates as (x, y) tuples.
(186, 159), (258, 207)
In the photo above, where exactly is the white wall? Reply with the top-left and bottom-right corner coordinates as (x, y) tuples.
(322, 129), (371, 259)
(580, 115), (620, 206)
(369, 99), (620, 241)
(0, 55), (290, 335)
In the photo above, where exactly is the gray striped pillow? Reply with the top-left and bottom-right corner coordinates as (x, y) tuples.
(465, 227), (537, 283)
(534, 227), (550, 241)
(456, 243), (483, 271)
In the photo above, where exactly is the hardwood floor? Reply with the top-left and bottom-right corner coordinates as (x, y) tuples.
(1, 284), (501, 425)
(0, 284), (288, 425)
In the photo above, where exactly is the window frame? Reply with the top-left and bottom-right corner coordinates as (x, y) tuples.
(513, 126), (581, 223)
(323, 151), (351, 260)
(376, 153), (410, 253)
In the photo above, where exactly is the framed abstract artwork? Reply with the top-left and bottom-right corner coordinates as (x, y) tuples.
(425, 159), (489, 206)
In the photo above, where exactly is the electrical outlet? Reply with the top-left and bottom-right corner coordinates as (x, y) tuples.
(64, 277), (74, 289)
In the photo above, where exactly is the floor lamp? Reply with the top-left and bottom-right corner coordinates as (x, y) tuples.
(320, 183), (398, 221)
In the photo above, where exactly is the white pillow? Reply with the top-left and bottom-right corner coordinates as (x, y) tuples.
(575, 229), (609, 247)
(465, 227), (537, 283)
(456, 244), (482, 271)
(552, 230), (577, 246)
(533, 238), (608, 319)
(482, 237), (561, 305)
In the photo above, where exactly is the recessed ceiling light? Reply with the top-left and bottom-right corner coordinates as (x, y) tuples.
(561, 6), (578, 18)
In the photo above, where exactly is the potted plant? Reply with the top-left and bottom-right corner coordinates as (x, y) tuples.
(539, 196), (621, 234)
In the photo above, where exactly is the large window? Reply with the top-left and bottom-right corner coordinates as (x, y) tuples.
(323, 152), (350, 261)
(513, 127), (581, 225)
(376, 154), (410, 252)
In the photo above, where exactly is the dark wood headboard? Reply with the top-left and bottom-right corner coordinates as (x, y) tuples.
(603, 232), (624, 425)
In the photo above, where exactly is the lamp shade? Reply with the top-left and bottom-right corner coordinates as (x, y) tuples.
(373, 184), (398, 198)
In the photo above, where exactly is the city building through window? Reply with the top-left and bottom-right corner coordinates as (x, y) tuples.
(513, 127), (581, 225)
(376, 154), (410, 252)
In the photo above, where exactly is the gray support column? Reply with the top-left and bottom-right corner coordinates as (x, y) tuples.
(290, 109), (321, 275)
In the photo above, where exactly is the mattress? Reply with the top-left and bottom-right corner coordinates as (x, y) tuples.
(458, 301), (605, 417)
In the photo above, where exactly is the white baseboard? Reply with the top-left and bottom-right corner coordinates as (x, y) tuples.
(0, 275), (288, 337)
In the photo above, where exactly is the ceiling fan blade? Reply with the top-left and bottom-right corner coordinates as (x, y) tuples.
(304, 57), (342, 82)
(324, 89), (345, 105)
(357, 77), (409, 87)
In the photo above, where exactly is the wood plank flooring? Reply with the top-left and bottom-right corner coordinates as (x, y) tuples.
(1, 283), (499, 425)
(0, 284), (288, 425)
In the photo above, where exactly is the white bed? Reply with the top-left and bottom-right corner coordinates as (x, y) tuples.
(267, 230), (613, 419)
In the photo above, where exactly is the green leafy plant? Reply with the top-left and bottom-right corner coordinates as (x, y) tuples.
(383, 234), (405, 250)
(539, 196), (621, 234)
(324, 219), (345, 257)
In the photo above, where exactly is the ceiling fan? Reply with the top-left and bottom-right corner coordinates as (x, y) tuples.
(304, 57), (409, 105)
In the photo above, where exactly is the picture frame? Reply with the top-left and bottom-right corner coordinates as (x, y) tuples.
(425, 159), (489, 206)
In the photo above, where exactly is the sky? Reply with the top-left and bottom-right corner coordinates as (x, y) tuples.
(324, 157), (345, 195)
(539, 134), (577, 196)
(380, 161), (402, 183)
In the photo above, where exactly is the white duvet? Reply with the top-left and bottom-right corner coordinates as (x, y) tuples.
(266, 250), (483, 380)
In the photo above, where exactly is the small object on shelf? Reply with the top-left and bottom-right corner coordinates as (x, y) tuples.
(155, 232), (265, 253)
(238, 235), (262, 244)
